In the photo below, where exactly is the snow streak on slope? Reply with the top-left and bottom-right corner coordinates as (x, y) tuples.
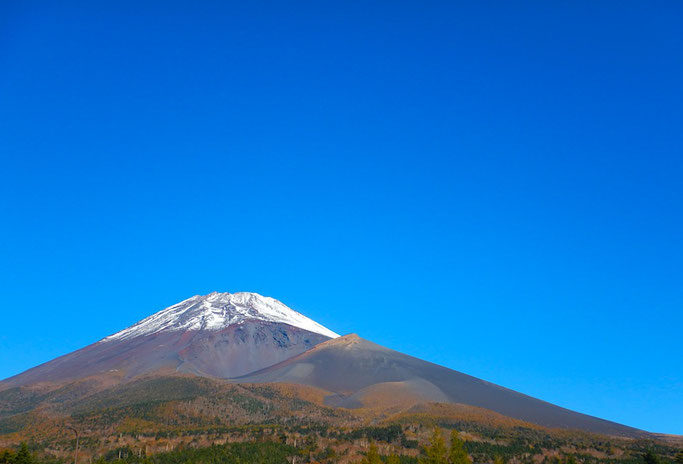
(102, 292), (340, 341)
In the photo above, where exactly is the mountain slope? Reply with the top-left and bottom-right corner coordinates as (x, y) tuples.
(236, 334), (646, 437)
(0, 293), (650, 439)
(0, 292), (336, 389)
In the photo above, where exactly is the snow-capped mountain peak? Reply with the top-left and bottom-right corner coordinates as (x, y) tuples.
(102, 292), (340, 342)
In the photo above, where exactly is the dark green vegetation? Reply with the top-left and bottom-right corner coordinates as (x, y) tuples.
(103, 442), (299, 464)
(0, 433), (680, 464)
(0, 444), (61, 464)
(1, 442), (299, 464)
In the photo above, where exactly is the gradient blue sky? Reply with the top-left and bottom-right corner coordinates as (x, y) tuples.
(1, 1), (682, 434)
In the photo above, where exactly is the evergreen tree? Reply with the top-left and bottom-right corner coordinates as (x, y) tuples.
(14, 444), (32, 464)
(448, 430), (470, 464)
(675, 451), (683, 464)
(643, 450), (660, 464)
(361, 442), (382, 464)
(387, 455), (401, 464)
(421, 427), (448, 464)
(0, 450), (15, 464)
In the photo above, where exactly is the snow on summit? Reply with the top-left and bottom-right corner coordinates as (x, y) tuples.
(103, 292), (340, 341)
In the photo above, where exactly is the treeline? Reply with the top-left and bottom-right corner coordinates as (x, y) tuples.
(3, 428), (682, 464)
(100, 442), (299, 464)
(357, 427), (470, 464)
(334, 425), (416, 448)
(115, 442), (298, 464)
(0, 442), (298, 464)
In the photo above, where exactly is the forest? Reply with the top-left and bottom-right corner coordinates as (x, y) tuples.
(2, 424), (682, 464)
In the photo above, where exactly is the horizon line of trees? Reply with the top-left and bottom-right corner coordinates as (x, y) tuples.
(3, 431), (683, 464)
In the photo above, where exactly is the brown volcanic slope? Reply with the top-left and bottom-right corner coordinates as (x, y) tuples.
(0, 292), (336, 390)
(235, 334), (646, 438)
(0, 321), (330, 390)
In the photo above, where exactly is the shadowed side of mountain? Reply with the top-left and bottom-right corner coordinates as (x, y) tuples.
(0, 321), (330, 390)
(235, 334), (647, 438)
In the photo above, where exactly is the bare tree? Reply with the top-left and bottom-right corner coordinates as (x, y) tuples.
(66, 425), (80, 464)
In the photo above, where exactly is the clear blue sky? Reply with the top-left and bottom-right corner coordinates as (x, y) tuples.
(1, 1), (681, 434)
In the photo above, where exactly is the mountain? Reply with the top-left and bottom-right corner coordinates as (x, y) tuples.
(0, 292), (337, 389)
(236, 334), (644, 437)
(0, 292), (649, 440)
